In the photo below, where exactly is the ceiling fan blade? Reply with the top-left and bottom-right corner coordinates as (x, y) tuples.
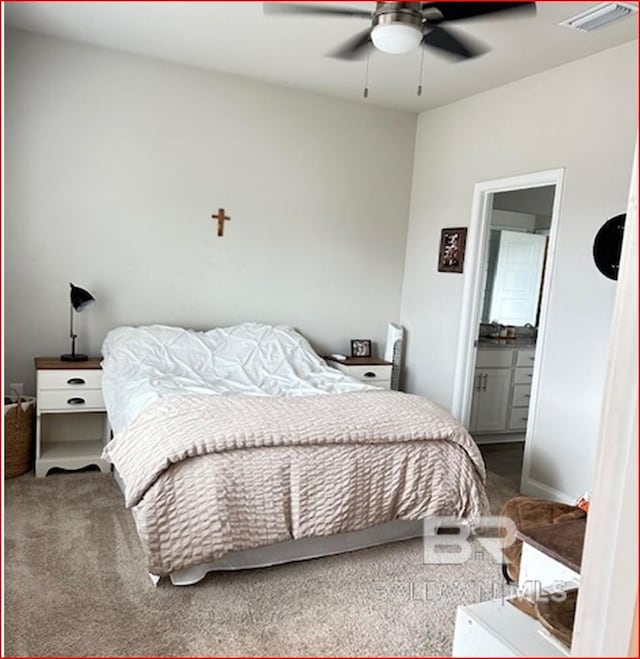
(263, 3), (371, 19)
(422, 25), (487, 60)
(328, 29), (373, 60)
(423, 2), (536, 23)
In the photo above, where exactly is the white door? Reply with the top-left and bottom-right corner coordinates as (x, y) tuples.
(489, 231), (547, 326)
(470, 368), (511, 433)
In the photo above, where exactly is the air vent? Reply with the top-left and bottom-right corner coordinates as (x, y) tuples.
(559, 2), (637, 32)
(559, 2), (638, 32)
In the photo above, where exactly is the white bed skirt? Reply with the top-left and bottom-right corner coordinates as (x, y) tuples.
(167, 517), (424, 585)
(113, 470), (424, 586)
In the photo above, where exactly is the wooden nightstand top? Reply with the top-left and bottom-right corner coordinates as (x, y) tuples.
(517, 518), (586, 574)
(34, 357), (103, 370)
(325, 356), (392, 366)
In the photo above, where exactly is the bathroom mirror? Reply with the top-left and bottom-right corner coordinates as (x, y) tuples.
(480, 229), (547, 326)
(480, 187), (555, 327)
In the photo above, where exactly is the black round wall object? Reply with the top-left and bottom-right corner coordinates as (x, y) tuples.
(593, 213), (626, 280)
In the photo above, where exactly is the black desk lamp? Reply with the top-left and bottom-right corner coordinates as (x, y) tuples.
(61, 283), (95, 362)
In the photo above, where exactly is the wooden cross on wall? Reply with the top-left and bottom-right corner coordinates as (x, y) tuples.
(212, 208), (231, 237)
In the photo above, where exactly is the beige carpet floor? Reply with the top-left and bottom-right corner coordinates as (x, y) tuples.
(4, 469), (518, 657)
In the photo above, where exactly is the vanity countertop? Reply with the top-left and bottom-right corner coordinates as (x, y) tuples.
(476, 337), (537, 349)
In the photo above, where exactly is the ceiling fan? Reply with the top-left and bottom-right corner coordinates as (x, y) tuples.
(264, 2), (536, 60)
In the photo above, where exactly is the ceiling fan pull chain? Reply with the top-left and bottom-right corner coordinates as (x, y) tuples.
(363, 51), (370, 99)
(417, 48), (425, 96)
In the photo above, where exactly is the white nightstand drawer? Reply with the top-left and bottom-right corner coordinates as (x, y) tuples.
(366, 379), (392, 390)
(334, 363), (392, 381)
(38, 388), (105, 412)
(38, 369), (103, 390)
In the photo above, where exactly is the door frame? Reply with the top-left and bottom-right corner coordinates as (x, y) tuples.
(451, 169), (565, 487)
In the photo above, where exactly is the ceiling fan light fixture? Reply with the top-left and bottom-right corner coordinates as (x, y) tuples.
(371, 22), (423, 54)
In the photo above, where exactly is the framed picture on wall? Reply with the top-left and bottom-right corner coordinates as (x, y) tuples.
(438, 227), (468, 273)
(351, 339), (372, 358)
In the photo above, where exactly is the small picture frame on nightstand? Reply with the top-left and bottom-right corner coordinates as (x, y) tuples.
(350, 339), (372, 358)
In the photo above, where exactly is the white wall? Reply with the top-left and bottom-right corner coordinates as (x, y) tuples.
(4, 29), (416, 394)
(493, 185), (555, 232)
(400, 41), (637, 500)
(490, 209), (537, 232)
(493, 186), (556, 216)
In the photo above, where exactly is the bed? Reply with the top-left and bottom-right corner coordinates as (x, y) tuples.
(101, 322), (489, 586)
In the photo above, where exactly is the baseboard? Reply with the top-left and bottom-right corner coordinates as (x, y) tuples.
(520, 476), (574, 504)
(473, 433), (525, 445)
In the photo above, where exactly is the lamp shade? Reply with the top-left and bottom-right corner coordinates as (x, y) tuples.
(61, 283), (96, 361)
(69, 283), (95, 311)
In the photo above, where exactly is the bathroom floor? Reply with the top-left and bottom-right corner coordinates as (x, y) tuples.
(479, 442), (525, 491)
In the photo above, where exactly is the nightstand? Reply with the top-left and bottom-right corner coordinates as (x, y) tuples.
(34, 357), (111, 478)
(452, 516), (583, 656)
(325, 356), (393, 389)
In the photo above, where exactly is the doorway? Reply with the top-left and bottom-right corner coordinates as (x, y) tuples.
(451, 169), (565, 491)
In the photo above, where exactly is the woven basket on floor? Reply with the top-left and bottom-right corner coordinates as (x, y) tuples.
(4, 397), (35, 478)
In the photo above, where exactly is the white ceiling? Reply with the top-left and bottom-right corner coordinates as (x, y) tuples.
(4, 1), (638, 112)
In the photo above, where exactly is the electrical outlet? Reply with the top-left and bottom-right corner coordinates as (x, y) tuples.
(9, 383), (24, 401)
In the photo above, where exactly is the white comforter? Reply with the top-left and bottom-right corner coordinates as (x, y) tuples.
(101, 323), (372, 432)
